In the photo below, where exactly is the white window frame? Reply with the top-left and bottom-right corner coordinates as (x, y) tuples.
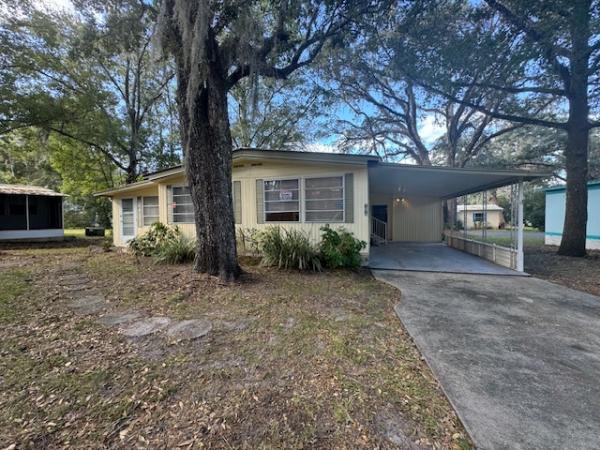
(261, 172), (347, 224)
(263, 177), (301, 223)
(171, 184), (195, 224)
(303, 175), (345, 223)
(473, 211), (486, 223)
(142, 196), (159, 226)
(120, 197), (136, 242)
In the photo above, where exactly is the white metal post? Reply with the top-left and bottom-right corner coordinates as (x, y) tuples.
(517, 180), (524, 272)
(25, 194), (30, 230)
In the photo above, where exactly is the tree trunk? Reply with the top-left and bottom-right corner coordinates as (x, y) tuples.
(558, 0), (590, 257)
(125, 159), (138, 184)
(558, 121), (589, 256)
(176, 59), (240, 281)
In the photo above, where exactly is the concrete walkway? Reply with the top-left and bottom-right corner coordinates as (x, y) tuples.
(373, 270), (600, 450)
(369, 242), (520, 275)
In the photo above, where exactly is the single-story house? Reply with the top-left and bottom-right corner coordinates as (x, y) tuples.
(0, 184), (65, 241)
(96, 148), (546, 271)
(545, 180), (600, 250)
(457, 204), (505, 229)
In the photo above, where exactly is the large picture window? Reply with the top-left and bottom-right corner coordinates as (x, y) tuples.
(172, 186), (194, 223)
(142, 196), (159, 226)
(264, 179), (300, 222)
(304, 176), (344, 222)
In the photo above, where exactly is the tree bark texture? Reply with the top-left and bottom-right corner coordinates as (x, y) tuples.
(172, 27), (241, 281)
(558, 0), (590, 257)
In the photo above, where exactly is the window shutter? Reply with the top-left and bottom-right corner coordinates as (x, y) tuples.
(136, 197), (142, 226)
(233, 180), (242, 224)
(344, 173), (354, 223)
(256, 179), (264, 224)
(167, 185), (173, 224)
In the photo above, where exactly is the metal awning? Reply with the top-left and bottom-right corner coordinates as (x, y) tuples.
(369, 163), (549, 199)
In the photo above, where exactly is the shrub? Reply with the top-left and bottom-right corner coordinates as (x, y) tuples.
(319, 225), (366, 269)
(256, 226), (321, 271)
(236, 227), (261, 256)
(153, 233), (196, 264)
(128, 222), (196, 264)
(129, 222), (178, 257)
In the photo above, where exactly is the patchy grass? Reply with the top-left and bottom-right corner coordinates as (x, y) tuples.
(63, 228), (113, 238)
(0, 245), (471, 449)
(464, 230), (544, 247)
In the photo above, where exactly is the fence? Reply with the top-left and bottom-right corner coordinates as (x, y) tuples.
(444, 230), (517, 270)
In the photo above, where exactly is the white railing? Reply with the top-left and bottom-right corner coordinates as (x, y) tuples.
(444, 230), (518, 270)
(371, 217), (387, 244)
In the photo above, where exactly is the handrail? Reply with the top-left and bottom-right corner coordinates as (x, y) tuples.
(372, 217), (387, 242)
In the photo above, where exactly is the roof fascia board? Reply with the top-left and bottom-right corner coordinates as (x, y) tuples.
(375, 162), (550, 179)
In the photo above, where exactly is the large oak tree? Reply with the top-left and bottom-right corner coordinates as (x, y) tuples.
(158, 0), (386, 281)
(399, 0), (600, 256)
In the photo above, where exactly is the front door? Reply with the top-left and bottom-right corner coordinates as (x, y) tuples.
(372, 204), (388, 223)
(121, 198), (136, 242)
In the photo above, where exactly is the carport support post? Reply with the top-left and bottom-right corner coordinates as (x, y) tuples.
(517, 180), (524, 272)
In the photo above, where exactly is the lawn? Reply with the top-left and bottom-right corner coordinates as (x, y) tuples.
(63, 228), (113, 239)
(464, 230), (544, 248)
(0, 243), (470, 449)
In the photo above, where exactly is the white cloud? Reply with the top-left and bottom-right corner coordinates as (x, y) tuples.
(418, 114), (446, 145)
(302, 142), (341, 154)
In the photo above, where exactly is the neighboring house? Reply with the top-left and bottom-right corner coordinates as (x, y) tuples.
(545, 180), (600, 250)
(457, 204), (505, 230)
(96, 148), (544, 267)
(0, 184), (65, 241)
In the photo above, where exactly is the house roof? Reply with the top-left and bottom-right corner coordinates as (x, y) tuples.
(95, 148), (549, 197)
(369, 163), (549, 199)
(457, 204), (504, 211)
(0, 184), (66, 197)
(545, 180), (600, 194)
(138, 148), (379, 180)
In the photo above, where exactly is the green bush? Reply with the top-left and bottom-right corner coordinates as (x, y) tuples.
(129, 222), (178, 257)
(256, 226), (321, 271)
(128, 222), (195, 264)
(153, 233), (196, 264)
(319, 225), (366, 269)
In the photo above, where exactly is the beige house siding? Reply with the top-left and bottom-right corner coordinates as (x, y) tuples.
(109, 161), (370, 254)
(392, 197), (443, 242)
(112, 186), (160, 247)
(460, 209), (504, 229)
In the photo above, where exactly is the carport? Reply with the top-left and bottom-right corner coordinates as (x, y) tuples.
(367, 162), (547, 273)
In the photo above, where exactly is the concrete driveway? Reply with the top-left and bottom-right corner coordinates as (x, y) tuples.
(369, 242), (520, 275)
(373, 270), (600, 450)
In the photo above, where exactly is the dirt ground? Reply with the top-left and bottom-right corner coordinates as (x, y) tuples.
(525, 245), (600, 297)
(0, 242), (470, 450)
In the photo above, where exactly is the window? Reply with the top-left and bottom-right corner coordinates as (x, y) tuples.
(172, 186), (194, 223)
(473, 212), (486, 222)
(121, 198), (135, 237)
(264, 179), (300, 222)
(304, 176), (344, 222)
(142, 196), (159, 226)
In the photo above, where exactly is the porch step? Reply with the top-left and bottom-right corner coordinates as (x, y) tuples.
(371, 234), (387, 246)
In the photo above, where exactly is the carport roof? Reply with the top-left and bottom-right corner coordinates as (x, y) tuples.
(369, 163), (548, 199)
